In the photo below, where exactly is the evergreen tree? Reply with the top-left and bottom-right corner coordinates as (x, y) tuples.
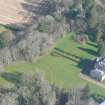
(81, 84), (90, 100)
(97, 41), (105, 56)
(82, 0), (98, 28)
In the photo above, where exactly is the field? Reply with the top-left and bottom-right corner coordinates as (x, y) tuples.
(1, 33), (105, 97)
(0, 0), (28, 24)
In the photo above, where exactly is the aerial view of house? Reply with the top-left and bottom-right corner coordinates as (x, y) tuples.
(91, 57), (105, 81)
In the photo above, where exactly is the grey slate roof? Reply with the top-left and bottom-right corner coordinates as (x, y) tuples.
(94, 57), (105, 72)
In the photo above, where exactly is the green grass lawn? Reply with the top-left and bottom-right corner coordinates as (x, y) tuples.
(3, 33), (105, 96)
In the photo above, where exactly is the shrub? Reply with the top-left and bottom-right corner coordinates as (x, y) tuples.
(37, 16), (55, 33)
(97, 41), (105, 56)
(0, 30), (15, 48)
(0, 34), (6, 48)
(53, 13), (64, 22)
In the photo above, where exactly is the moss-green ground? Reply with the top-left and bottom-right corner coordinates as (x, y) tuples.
(2, 33), (105, 96)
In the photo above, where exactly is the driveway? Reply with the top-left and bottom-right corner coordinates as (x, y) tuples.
(80, 73), (105, 90)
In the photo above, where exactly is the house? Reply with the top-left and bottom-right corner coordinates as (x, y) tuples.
(100, 101), (105, 105)
(90, 57), (105, 81)
(90, 69), (105, 81)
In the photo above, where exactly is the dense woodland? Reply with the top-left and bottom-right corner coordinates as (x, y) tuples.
(0, 73), (99, 105)
(0, 0), (105, 104)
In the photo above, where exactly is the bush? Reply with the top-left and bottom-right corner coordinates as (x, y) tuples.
(37, 16), (55, 33)
(0, 30), (15, 48)
(97, 41), (105, 56)
(60, 0), (74, 9)
(53, 13), (64, 22)
(38, 22), (50, 33)
(0, 34), (6, 48)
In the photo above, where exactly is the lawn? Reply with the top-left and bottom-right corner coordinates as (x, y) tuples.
(3, 33), (105, 97)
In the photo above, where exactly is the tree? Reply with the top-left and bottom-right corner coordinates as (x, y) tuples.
(0, 34), (6, 48)
(96, 23), (105, 42)
(1, 93), (18, 105)
(0, 73), (99, 105)
(18, 73), (56, 105)
(66, 87), (81, 105)
(81, 84), (90, 100)
(0, 30), (15, 48)
(82, 0), (98, 28)
(97, 41), (105, 56)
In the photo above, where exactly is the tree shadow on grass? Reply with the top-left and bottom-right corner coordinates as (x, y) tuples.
(51, 48), (95, 75)
(78, 47), (97, 56)
(87, 42), (98, 48)
(58, 90), (68, 105)
(51, 48), (81, 63)
(1, 72), (22, 88)
(78, 58), (95, 75)
(0, 24), (23, 32)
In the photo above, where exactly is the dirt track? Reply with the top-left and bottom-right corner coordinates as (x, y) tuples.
(80, 73), (105, 90)
(0, 0), (29, 24)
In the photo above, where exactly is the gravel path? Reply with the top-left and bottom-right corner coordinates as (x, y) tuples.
(80, 73), (105, 89)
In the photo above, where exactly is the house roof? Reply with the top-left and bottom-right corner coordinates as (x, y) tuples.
(92, 69), (105, 76)
(100, 101), (105, 105)
(95, 57), (105, 72)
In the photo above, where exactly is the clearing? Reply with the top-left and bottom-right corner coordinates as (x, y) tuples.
(3, 33), (105, 97)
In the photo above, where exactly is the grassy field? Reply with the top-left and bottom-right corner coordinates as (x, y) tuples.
(2, 33), (105, 97)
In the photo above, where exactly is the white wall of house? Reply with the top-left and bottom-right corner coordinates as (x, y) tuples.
(102, 75), (105, 81)
(90, 69), (105, 81)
